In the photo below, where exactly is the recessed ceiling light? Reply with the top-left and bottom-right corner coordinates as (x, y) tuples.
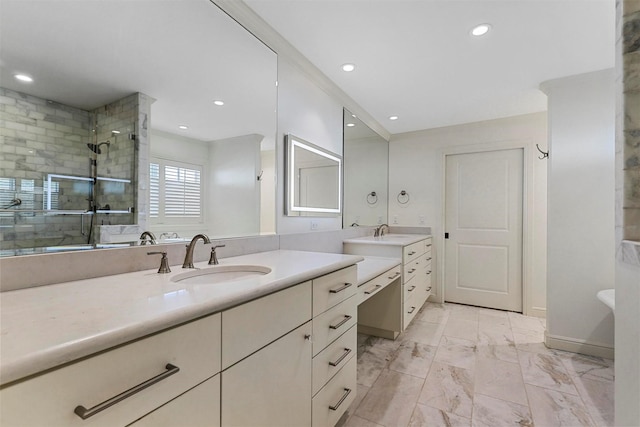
(342, 63), (356, 72)
(389, 116), (399, 121)
(471, 23), (491, 36)
(111, 130), (121, 134)
(214, 100), (224, 106)
(351, 114), (357, 118)
(347, 123), (355, 127)
(14, 74), (33, 83)
(178, 125), (188, 130)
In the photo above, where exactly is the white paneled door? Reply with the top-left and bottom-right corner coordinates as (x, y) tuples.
(444, 149), (523, 312)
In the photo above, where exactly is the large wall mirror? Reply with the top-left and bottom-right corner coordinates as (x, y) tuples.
(285, 134), (342, 216)
(0, 0), (277, 256)
(343, 109), (389, 227)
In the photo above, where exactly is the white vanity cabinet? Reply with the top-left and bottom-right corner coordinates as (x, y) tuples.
(0, 314), (221, 427)
(344, 235), (433, 330)
(1, 255), (361, 427)
(221, 282), (313, 427)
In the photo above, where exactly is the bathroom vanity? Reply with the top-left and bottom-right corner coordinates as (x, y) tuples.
(0, 250), (362, 427)
(344, 234), (433, 334)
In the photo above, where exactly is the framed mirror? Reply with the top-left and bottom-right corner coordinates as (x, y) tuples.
(343, 109), (389, 227)
(285, 134), (342, 216)
(0, 0), (277, 256)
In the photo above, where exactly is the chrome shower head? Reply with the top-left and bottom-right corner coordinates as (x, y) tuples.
(87, 141), (110, 154)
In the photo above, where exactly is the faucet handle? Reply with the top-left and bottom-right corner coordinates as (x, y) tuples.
(208, 244), (226, 265)
(147, 251), (171, 274)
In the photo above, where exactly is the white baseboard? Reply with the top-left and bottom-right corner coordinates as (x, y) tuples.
(526, 307), (546, 318)
(545, 333), (614, 359)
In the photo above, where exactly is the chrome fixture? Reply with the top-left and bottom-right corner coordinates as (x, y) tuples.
(139, 231), (157, 245)
(208, 244), (226, 265)
(397, 190), (410, 205)
(87, 141), (110, 154)
(366, 191), (378, 205)
(536, 144), (549, 160)
(1, 198), (21, 209)
(183, 234), (211, 268)
(147, 251), (171, 273)
(374, 224), (390, 237)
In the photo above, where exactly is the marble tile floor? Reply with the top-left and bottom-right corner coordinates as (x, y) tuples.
(336, 302), (614, 427)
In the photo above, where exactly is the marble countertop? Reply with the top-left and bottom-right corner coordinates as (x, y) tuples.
(0, 250), (363, 386)
(355, 256), (402, 286)
(343, 234), (431, 247)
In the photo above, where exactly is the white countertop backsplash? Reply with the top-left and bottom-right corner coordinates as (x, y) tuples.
(0, 250), (363, 386)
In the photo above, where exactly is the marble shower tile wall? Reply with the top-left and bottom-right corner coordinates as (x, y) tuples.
(0, 88), (92, 251)
(618, 0), (640, 264)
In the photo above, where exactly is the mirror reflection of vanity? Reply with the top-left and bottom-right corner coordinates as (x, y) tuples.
(0, 0), (277, 256)
(343, 109), (389, 227)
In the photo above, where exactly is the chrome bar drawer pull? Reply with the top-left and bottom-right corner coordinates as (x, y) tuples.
(74, 363), (180, 420)
(329, 388), (352, 411)
(329, 282), (353, 294)
(364, 284), (382, 295)
(408, 285), (416, 292)
(329, 348), (352, 367)
(387, 271), (401, 280)
(408, 251), (416, 256)
(407, 306), (416, 314)
(329, 315), (352, 330)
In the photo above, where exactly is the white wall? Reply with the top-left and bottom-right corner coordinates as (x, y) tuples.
(389, 113), (548, 316)
(208, 134), (262, 237)
(276, 58), (344, 234)
(542, 69), (616, 356)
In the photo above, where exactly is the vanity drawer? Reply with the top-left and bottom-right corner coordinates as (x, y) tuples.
(424, 238), (433, 256)
(222, 281), (312, 369)
(312, 356), (357, 427)
(312, 295), (357, 356)
(312, 325), (357, 396)
(403, 240), (424, 263)
(404, 276), (419, 302)
(129, 374), (220, 427)
(313, 265), (357, 316)
(0, 314), (221, 427)
(358, 265), (401, 304)
(404, 293), (421, 327)
(403, 255), (424, 283)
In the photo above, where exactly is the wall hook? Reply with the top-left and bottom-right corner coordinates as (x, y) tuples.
(536, 144), (549, 160)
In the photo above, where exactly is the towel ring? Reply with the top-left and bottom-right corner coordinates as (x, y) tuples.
(366, 191), (378, 205)
(397, 190), (410, 205)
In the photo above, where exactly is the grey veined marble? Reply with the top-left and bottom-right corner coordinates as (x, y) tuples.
(338, 302), (612, 427)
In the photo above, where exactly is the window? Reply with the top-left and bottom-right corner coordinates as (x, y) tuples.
(149, 159), (203, 224)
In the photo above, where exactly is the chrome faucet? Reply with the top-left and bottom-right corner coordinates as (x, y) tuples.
(182, 234), (211, 268)
(139, 231), (157, 245)
(374, 224), (390, 237)
(208, 244), (226, 265)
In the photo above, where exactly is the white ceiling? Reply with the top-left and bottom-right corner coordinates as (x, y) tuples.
(245, 0), (616, 135)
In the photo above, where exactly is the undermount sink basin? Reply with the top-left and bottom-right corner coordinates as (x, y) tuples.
(171, 265), (271, 285)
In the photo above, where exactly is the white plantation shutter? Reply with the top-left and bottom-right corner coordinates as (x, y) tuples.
(164, 165), (201, 217)
(149, 160), (202, 223)
(149, 163), (160, 218)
